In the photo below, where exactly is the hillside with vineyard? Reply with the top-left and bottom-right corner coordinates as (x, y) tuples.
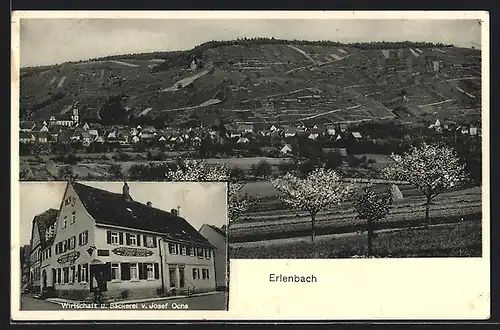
(20, 39), (481, 128)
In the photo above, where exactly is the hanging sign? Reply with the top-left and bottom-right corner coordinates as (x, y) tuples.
(57, 251), (80, 264)
(111, 247), (153, 257)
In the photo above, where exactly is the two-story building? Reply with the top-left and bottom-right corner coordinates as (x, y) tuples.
(199, 224), (227, 290)
(36, 181), (217, 301)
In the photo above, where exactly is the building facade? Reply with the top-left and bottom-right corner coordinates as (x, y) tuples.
(35, 181), (217, 301)
(199, 224), (227, 290)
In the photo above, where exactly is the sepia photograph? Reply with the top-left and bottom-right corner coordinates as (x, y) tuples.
(12, 10), (489, 320)
(16, 15), (483, 259)
(18, 181), (228, 311)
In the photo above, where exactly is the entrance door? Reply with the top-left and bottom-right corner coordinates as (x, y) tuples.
(42, 270), (47, 290)
(169, 267), (176, 289)
(51, 269), (56, 286)
(90, 264), (108, 293)
(179, 268), (185, 288)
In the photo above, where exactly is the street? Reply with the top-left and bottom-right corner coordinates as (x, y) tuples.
(20, 292), (228, 311)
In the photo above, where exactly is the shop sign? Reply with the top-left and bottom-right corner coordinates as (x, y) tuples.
(57, 251), (80, 264)
(111, 247), (153, 257)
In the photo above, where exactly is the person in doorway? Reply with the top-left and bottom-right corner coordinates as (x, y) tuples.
(92, 272), (103, 304)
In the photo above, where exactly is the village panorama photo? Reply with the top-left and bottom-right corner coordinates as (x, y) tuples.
(15, 15), (484, 260)
(17, 181), (228, 311)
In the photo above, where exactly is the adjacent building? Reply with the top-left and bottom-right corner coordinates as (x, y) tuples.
(199, 224), (227, 290)
(33, 181), (217, 301)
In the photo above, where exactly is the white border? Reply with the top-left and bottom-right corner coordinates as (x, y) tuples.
(11, 10), (490, 321)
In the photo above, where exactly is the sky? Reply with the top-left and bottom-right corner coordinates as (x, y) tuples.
(18, 181), (227, 246)
(19, 18), (482, 67)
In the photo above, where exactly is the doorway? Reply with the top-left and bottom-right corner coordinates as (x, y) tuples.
(42, 270), (47, 290)
(179, 267), (185, 288)
(90, 264), (108, 293)
(169, 267), (176, 289)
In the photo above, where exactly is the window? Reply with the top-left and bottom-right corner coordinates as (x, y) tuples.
(129, 234), (137, 246)
(57, 268), (61, 284)
(81, 264), (88, 282)
(79, 230), (88, 246)
(169, 268), (176, 287)
(63, 216), (67, 228)
(181, 245), (187, 255)
(169, 243), (178, 254)
(146, 263), (154, 279)
(130, 263), (139, 280)
(77, 265), (81, 282)
(69, 236), (76, 250)
(202, 269), (209, 280)
(197, 247), (203, 258)
(48, 247), (51, 258)
(70, 266), (75, 283)
(111, 263), (120, 280)
(111, 232), (119, 245)
(189, 246), (195, 256)
(70, 211), (76, 224)
(63, 267), (69, 283)
(192, 268), (200, 280)
(62, 241), (67, 253)
(145, 236), (155, 248)
(205, 249), (211, 259)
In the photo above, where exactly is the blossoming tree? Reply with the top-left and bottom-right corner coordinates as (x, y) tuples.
(381, 143), (466, 228)
(271, 168), (352, 242)
(353, 185), (392, 257)
(165, 159), (253, 223)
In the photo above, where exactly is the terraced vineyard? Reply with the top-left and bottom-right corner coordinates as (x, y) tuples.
(20, 41), (481, 126)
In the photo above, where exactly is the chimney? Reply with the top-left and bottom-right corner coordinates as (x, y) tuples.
(146, 201), (152, 207)
(122, 182), (133, 202)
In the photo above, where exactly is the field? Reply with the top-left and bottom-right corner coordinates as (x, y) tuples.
(229, 185), (482, 243)
(230, 219), (482, 258)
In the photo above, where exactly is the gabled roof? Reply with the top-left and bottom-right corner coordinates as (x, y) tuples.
(205, 224), (226, 238)
(20, 132), (35, 139)
(71, 182), (214, 248)
(20, 121), (36, 130)
(34, 209), (59, 249)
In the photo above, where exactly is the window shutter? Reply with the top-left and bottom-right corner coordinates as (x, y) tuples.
(137, 235), (141, 246)
(78, 233), (82, 246)
(106, 231), (111, 244)
(153, 237), (158, 248)
(138, 263), (145, 280)
(143, 235), (147, 246)
(77, 265), (81, 282)
(104, 262), (112, 281)
(126, 233), (130, 245)
(154, 263), (159, 279)
(121, 263), (131, 281)
(85, 230), (89, 244)
(119, 232), (124, 245)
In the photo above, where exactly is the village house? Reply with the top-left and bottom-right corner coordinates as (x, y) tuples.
(280, 144), (293, 155)
(29, 209), (59, 294)
(325, 124), (336, 136)
(35, 182), (217, 300)
(48, 108), (80, 127)
(237, 124), (254, 135)
(237, 137), (250, 144)
(20, 132), (36, 144)
(282, 126), (299, 138)
(199, 225), (227, 290)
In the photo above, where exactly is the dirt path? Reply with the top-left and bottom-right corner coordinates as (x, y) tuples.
(287, 45), (318, 65)
(230, 221), (466, 248)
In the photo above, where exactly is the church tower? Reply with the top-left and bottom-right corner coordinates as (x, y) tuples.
(71, 106), (79, 126)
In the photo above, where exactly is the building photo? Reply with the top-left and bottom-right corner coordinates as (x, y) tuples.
(18, 181), (228, 311)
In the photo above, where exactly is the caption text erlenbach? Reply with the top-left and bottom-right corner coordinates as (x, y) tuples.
(269, 273), (318, 283)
